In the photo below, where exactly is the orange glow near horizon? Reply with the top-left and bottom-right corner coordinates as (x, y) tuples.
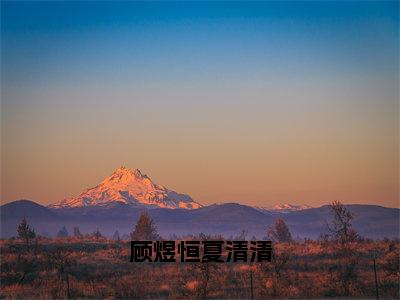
(1, 79), (398, 208)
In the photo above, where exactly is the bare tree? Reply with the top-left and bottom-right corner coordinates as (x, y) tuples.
(327, 201), (360, 297)
(17, 218), (36, 244)
(268, 219), (292, 243)
(131, 212), (159, 240)
(113, 230), (121, 241)
(327, 200), (358, 246)
(73, 227), (82, 238)
(57, 226), (69, 238)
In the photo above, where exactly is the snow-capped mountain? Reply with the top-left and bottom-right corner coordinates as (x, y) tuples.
(49, 166), (202, 210)
(255, 203), (312, 213)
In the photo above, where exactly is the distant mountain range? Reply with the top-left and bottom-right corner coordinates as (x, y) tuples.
(255, 204), (313, 213)
(1, 167), (398, 239)
(1, 200), (398, 240)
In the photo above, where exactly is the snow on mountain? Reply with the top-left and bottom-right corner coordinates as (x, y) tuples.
(255, 203), (313, 213)
(48, 166), (202, 210)
(271, 203), (312, 211)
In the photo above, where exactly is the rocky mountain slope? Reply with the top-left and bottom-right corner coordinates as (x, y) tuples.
(48, 166), (202, 209)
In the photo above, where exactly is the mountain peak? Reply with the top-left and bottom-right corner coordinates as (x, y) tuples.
(114, 165), (132, 173)
(110, 166), (146, 181)
(113, 165), (138, 173)
(254, 203), (312, 213)
(272, 203), (312, 211)
(49, 167), (202, 210)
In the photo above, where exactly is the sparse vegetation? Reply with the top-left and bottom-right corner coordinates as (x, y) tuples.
(73, 227), (82, 238)
(0, 237), (398, 299)
(17, 218), (36, 245)
(267, 219), (293, 243)
(57, 226), (69, 238)
(131, 212), (160, 240)
(113, 230), (120, 241)
(327, 200), (358, 245)
(1, 207), (398, 299)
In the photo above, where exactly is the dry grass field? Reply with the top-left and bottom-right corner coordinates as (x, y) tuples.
(0, 236), (398, 299)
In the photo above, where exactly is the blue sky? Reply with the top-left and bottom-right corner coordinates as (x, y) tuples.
(1, 1), (399, 207)
(2, 1), (398, 86)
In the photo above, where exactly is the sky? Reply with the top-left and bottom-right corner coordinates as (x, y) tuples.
(1, 1), (398, 208)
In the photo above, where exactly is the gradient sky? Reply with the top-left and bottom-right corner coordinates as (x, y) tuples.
(1, 1), (399, 208)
